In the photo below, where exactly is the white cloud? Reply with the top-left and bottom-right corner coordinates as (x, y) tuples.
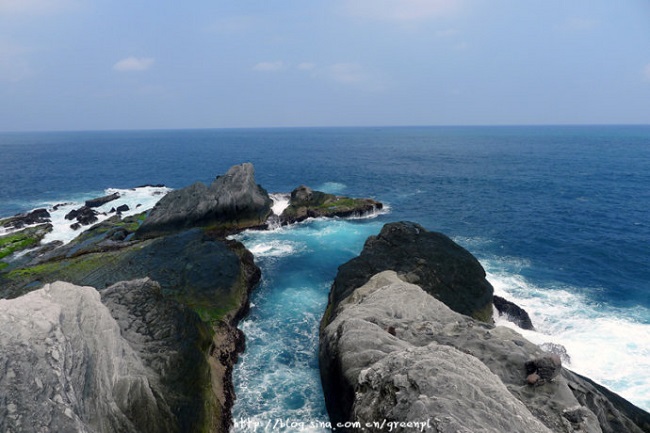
(252, 61), (285, 72)
(0, 0), (76, 15)
(113, 57), (155, 72)
(343, 0), (462, 22)
(644, 64), (650, 82)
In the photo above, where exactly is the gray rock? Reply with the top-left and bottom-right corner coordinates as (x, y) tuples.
(0, 281), (176, 433)
(136, 163), (272, 238)
(320, 271), (650, 433)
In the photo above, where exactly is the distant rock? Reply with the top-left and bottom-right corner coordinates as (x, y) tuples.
(326, 221), (494, 324)
(85, 192), (121, 208)
(279, 185), (382, 225)
(1, 208), (51, 230)
(65, 206), (98, 228)
(136, 163), (273, 239)
(319, 270), (650, 433)
(494, 294), (535, 330)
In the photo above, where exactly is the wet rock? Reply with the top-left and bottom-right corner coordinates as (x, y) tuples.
(494, 295), (535, 330)
(85, 192), (121, 208)
(1, 208), (51, 229)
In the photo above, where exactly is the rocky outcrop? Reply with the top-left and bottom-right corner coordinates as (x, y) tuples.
(320, 270), (650, 433)
(85, 192), (121, 208)
(0, 223), (53, 264)
(0, 208), (51, 230)
(0, 280), (186, 433)
(136, 163), (273, 239)
(279, 185), (382, 225)
(0, 165), (268, 433)
(494, 294), (535, 330)
(326, 221), (494, 324)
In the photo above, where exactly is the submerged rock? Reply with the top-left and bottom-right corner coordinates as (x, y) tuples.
(136, 163), (273, 239)
(320, 270), (650, 433)
(326, 221), (494, 324)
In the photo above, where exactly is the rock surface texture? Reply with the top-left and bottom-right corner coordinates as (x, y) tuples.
(320, 270), (650, 433)
(136, 163), (273, 238)
(327, 221), (494, 323)
(0, 280), (197, 433)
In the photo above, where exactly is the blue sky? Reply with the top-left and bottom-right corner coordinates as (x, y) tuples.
(1, 0), (649, 131)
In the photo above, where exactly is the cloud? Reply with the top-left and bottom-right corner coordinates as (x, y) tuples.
(0, 0), (76, 15)
(343, 0), (462, 22)
(113, 57), (155, 72)
(252, 61), (286, 72)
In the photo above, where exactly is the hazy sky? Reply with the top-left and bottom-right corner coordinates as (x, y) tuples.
(1, 0), (649, 131)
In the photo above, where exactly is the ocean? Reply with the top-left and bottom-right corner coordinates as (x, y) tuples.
(1, 126), (649, 427)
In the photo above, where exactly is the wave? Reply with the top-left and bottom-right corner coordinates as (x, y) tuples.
(485, 262), (650, 411)
(1, 186), (170, 246)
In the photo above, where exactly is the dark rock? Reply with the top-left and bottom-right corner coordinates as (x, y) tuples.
(280, 185), (383, 225)
(136, 163), (273, 239)
(65, 206), (98, 226)
(85, 192), (121, 208)
(1, 208), (51, 229)
(325, 221), (494, 325)
(116, 204), (130, 213)
(319, 270), (650, 433)
(525, 355), (562, 383)
(494, 295), (535, 330)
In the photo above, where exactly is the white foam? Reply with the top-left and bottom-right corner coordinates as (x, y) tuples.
(487, 266), (650, 411)
(248, 240), (302, 258)
(29, 186), (170, 246)
(270, 193), (290, 216)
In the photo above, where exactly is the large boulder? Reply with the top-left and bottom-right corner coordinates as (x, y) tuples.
(320, 271), (650, 433)
(136, 163), (273, 238)
(325, 221), (494, 324)
(0, 280), (192, 433)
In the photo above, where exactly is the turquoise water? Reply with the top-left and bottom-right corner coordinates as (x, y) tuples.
(1, 125), (649, 419)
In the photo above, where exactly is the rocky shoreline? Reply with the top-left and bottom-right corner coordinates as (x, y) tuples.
(0, 163), (383, 433)
(319, 222), (650, 433)
(2, 166), (648, 433)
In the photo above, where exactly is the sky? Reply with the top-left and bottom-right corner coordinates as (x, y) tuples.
(1, 0), (650, 131)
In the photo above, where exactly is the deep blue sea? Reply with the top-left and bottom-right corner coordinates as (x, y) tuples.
(1, 126), (649, 426)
